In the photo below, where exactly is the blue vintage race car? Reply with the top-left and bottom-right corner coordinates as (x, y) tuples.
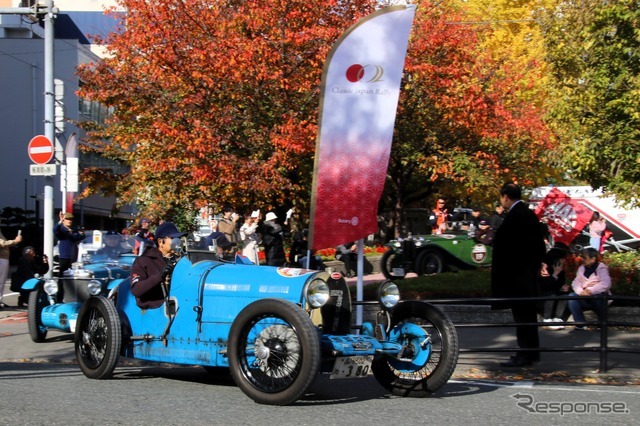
(74, 240), (459, 405)
(21, 236), (136, 343)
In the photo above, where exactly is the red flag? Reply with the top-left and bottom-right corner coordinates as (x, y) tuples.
(534, 188), (592, 246)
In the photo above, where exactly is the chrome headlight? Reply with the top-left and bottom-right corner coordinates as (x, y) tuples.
(393, 241), (401, 248)
(87, 280), (103, 296)
(43, 279), (58, 295)
(378, 280), (400, 309)
(305, 278), (330, 308)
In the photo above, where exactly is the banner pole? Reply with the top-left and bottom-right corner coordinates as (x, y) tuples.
(356, 238), (364, 327)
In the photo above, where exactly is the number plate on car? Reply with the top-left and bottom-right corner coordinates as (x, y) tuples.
(330, 356), (373, 379)
(392, 267), (405, 276)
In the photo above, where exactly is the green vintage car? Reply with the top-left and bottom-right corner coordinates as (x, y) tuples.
(380, 228), (493, 279)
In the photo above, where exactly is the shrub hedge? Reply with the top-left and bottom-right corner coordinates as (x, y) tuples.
(362, 250), (640, 300)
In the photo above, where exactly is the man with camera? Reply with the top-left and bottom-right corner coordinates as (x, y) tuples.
(218, 205), (240, 244)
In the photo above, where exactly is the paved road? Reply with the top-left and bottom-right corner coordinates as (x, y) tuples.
(2, 284), (640, 424)
(1, 362), (639, 425)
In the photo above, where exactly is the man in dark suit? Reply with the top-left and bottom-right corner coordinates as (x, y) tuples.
(492, 183), (546, 367)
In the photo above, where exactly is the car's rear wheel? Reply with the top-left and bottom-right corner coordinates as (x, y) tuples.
(372, 301), (458, 397)
(381, 250), (407, 279)
(228, 298), (320, 405)
(27, 283), (48, 343)
(75, 296), (121, 379)
(416, 249), (444, 275)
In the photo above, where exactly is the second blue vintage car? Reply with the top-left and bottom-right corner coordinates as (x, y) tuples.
(22, 233), (136, 343)
(74, 240), (459, 405)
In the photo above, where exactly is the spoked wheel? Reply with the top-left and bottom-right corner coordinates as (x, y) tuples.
(27, 283), (49, 343)
(381, 250), (407, 280)
(416, 249), (444, 275)
(372, 301), (458, 397)
(75, 296), (121, 380)
(228, 298), (320, 405)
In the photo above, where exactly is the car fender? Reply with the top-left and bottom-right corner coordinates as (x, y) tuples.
(107, 277), (128, 291)
(21, 277), (44, 290)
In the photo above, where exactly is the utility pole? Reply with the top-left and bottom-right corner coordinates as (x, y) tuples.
(1, 1), (58, 277)
(43, 0), (57, 278)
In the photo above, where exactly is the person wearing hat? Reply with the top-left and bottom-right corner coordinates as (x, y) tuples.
(130, 222), (186, 309)
(96, 231), (124, 259)
(262, 212), (286, 266)
(204, 230), (234, 258)
(0, 225), (23, 309)
(54, 211), (85, 302)
(11, 246), (49, 308)
(473, 220), (495, 245)
(470, 206), (485, 228)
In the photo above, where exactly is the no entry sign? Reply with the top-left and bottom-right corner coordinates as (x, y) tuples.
(28, 135), (54, 165)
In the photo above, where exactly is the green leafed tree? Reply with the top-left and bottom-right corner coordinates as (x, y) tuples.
(539, 0), (640, 207)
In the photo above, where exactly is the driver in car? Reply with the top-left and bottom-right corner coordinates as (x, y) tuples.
(96, 230), (124, 259)
(130, 222), (186, 309)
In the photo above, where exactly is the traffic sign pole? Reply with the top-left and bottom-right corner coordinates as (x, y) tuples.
(43, 0), (56, 279)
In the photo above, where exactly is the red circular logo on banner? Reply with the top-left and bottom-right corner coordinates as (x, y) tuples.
(28, 135), (54, 165)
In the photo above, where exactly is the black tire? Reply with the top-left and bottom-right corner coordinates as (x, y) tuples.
(372, 301), (458, 397)
(381, 250), (407, 280)
(75, 296), (121, 380)
(27, 283), (48, 343)
(228, 298), (320, 405)
(416, 249), (444, 275)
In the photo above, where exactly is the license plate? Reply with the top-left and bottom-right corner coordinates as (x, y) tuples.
(330, 356), (373, 379)
(392, 267), (405, 276)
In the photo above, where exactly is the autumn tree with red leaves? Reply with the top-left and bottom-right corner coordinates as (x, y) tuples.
(77, 0), (376, 222)
(78, 0), (556, 237)
(383, 2), (556, 237)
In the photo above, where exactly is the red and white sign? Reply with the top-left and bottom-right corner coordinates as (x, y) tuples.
(308, 5), (415, 250)
(28, 135), (54, 165)
(534, 187), (593, 246)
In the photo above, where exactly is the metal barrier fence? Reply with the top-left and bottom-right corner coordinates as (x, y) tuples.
(354, 293), (640, 372)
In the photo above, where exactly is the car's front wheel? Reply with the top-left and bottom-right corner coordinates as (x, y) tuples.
(75, 296), (121, 380)
(27, 282), (48, 343)
(228, 298), (320, 405)
(381, 249), (407, 279)
(372, 301), (459, 397)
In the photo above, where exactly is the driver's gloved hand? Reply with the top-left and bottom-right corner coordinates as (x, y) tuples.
(162, 257), (178, 279)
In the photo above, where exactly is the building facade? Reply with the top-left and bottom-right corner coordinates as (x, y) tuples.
(0, 0), (133, 234)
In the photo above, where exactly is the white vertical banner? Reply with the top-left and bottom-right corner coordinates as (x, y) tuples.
(309, 5), (416, 251)
(64, 133), (79, 213)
